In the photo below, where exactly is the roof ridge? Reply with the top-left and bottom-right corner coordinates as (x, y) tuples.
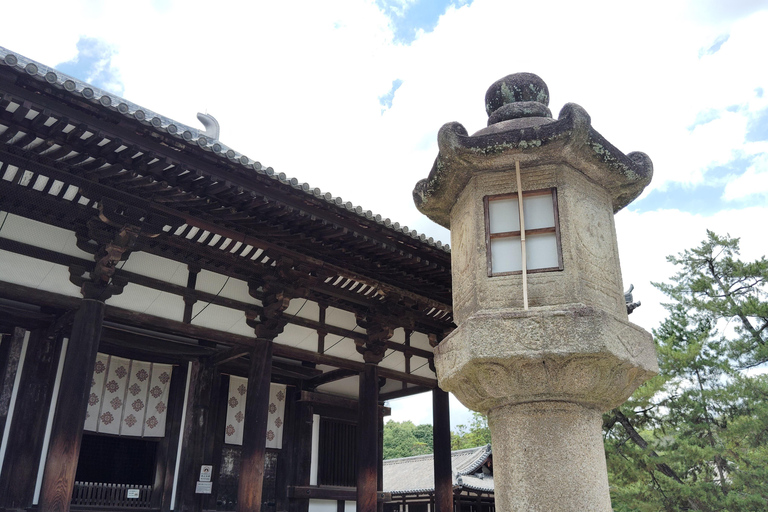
(0, 46), (450, 253)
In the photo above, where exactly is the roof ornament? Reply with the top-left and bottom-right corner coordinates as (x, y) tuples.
(197, 112), (220, 140)
(624, 284), (641, 315)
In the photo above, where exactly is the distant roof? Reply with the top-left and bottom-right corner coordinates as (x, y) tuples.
(382, 445), (493, 495)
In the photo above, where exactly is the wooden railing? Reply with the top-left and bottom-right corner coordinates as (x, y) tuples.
(72, 482), (152, 508)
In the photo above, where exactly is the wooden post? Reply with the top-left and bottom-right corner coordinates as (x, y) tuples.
(175, 358), (222, 512)
(153, 361), (189, 511)
(432, 388), (452, 512)
(0, 330), (62, 509)
(287, 397), (313, 512)
(378, 405), (385, 512)
(39, 299), (105, 512)
(357, 362), (379, 511)
(237, 339), (274, 512)
(0, 327), (26, 443)
(515, 160), (528, 310)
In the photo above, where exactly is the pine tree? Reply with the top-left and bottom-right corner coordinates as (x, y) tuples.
(605, 232), (768, 511)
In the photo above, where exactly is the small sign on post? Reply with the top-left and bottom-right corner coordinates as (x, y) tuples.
(195, 481), (212, 494)
(196, 465), (213, 494)
(126, 489), (140, 499)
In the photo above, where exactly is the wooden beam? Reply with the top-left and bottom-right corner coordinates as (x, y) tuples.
(271, 360), (323, 380)
(0, 281), (438, 388)
(211, 345), (251, 366)
(379, 385), (432, 402)
(0, 237), (449, 344)
(288, 486), (391, 502)
(298, 390), (391, 416)
(307, 368), (357, 389)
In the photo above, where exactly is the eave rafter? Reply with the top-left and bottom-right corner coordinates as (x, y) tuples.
(0, 139), (453, 329)
(0, 74), (452, 306)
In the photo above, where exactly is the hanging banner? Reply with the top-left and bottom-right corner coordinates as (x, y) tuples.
(84, 353), (173, 438)
(224, 377), (286, 449)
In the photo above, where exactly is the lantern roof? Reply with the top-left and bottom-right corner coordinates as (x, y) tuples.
(413, 73), (653, 229)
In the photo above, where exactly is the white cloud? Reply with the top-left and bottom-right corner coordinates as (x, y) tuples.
(722, 152), (768, 201)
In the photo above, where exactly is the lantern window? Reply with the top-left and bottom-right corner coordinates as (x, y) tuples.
(485, 188), (563, 276)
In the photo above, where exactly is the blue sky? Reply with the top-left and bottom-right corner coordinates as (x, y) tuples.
(377, 0), (472, 44)
(3, 0), (767, 428)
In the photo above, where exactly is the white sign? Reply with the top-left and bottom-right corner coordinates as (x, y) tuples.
(200, 465), (213, 482)
(195, 481), (212, 494)
(126, 489), (140, 499)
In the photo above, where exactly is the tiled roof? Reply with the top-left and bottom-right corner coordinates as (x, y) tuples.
(0, 46), (449, 253)
(382, 445), (493, 495)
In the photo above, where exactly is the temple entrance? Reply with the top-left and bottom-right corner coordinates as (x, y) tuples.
(71, 433), (158, 508)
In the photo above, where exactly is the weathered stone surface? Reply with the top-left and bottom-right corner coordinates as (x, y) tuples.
(413, 76), (653, 229)
(416, 72), (657, 511)
(489, 402), (612, 512)
(435, 304), (657, 412)
(486, 101), (552, 127)
(485, 72), (550, 115)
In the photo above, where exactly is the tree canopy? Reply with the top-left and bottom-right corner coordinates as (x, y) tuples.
(382, 412), (491, 460)
(382, 420), (434, 459)
(605, 231), (768, 511)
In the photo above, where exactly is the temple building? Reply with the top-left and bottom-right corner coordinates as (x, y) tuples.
(0, 46), (457, 512)
(383, 445), (494, 512)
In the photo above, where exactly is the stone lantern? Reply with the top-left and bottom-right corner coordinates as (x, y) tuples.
(413, 73), (658, 511)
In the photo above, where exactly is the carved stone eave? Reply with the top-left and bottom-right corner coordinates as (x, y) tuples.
(412, 103), (653, 229)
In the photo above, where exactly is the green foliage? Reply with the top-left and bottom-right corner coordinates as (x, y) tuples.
(382, 412), (492, 460)
(451, 412), (491, 450)
(382, 420), (433, 459)
(605, 232), (768, 511)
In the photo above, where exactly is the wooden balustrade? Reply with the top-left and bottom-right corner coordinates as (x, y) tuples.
(71, 481), (152, 508)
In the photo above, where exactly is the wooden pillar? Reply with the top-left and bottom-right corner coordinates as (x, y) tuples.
(357, 362), (379, 511)
(39, 299), (105, 512)
(153, 362), (189, 511)
(0, 327), (26, 442)
(237, 339), (274, 512)
(432, 388), (452, 512)
(175, 358), (222, 512)
(287, 396), (313, 512)
(0, 330), (62, 509)
(378, 405), (385, 512)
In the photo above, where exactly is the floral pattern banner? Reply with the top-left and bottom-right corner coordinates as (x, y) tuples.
(224, 376), (286, 449)
(84, 353), (173, 438)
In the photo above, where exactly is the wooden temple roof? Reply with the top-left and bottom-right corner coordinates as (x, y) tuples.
(0, 47), (454, 396)
(0, 46), (453, 336)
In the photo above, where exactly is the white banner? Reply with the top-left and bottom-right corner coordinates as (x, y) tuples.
(224, 377), (286, 449)
(84, 353), (173, 438)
